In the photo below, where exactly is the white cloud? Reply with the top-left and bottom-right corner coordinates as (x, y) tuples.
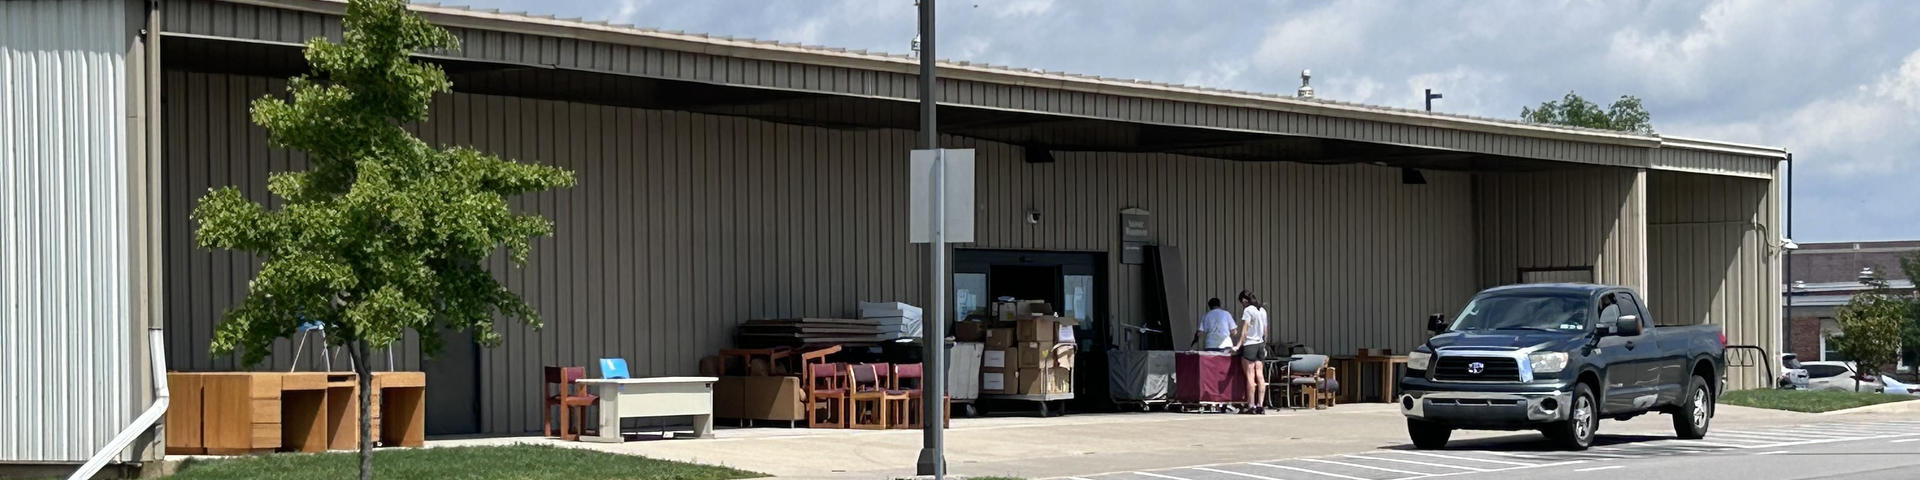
(987, 0), (1054, 18)
(1249, 2), (1380, 75)
(605, 0), (649, 25)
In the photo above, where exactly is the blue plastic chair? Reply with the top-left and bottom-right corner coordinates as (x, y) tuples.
(599, 358), (631, 379)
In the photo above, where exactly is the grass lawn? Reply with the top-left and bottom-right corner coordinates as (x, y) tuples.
(167, 444), (764, 480)
(1720, 389), (1917, 413)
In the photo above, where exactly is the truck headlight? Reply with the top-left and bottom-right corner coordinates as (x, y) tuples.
(1529, 351), (1568, 374)
(1407, 351), (1432, 371)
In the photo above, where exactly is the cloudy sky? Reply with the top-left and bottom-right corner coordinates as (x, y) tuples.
(443, 0), (1920, 242)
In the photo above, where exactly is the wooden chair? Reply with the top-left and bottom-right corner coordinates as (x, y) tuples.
(891, 363), (949, 429)
(848, 363), (906, 430)
(806, 362), (849, 428)
(543, 366), (599, 440)
(1281, 355), (1338, 410)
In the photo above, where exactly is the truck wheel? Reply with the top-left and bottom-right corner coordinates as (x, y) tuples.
(1673, 375), (1713, 439)
(1407, 419), (1452, 449)
(1545, 383), (1598, 450)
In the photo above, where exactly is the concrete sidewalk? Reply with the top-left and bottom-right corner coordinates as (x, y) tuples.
(428, 403), (1867, 479)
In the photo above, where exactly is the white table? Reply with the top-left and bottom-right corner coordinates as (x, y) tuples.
(575, 376), (718, 442)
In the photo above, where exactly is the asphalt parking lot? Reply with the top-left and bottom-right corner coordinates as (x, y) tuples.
(1054, 420), (1920, 480)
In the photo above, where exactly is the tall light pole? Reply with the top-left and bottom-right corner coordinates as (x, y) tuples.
(915, 0), (947, 477)
(1425, 89), (1443, 112)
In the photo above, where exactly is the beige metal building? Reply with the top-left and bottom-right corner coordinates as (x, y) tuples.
(2, 0), (1790, 470)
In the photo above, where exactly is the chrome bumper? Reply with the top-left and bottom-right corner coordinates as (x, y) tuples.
(1401, 390), (1571, 424)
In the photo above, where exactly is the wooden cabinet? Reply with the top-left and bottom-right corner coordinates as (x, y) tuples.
(166, 372), (427, 455)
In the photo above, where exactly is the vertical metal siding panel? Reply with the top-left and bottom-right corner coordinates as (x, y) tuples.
(1, 0), (131, 461)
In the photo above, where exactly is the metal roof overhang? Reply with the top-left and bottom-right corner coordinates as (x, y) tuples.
(159, 0), (1786, 177)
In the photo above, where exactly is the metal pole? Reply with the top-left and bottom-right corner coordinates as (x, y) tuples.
(1425, 89), (1433, 112)
(916, 0), (947, 477)
(1782, 153), (1793, 358)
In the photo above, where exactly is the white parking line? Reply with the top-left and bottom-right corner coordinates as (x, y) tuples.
(1575, 465), (1623, 472)
(1298, 458), (1425, 476)
(1133, 472), (1192, 480)
(1475, 451), (1565, 460)
(1342, 454), (1491, 472)
(1249, 462), (1370, 480)
(1707, 431), (1790, 440)
(1192, 467), (1285, 480)
(1746, 432), (1920, 449)
(1765, 427), (1878, 438)
(1386, 451), (1537, 467)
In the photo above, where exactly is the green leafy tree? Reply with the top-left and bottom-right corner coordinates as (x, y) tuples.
(1826, 275), (1907, 391)
(190, 0), (573, 477)
(1521, 91), (1655, 134)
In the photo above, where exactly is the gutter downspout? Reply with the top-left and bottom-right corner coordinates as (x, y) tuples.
(68, 329), (170, 480)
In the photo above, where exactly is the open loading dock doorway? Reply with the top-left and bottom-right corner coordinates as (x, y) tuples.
(955, 250), (1111, 411)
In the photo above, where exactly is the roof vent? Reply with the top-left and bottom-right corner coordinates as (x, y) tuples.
(1859, 267), (1877, 282)
(1297, 69), (1315, 98)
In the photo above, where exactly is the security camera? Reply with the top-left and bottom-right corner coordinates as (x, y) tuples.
(1025, 209), (1041, 224)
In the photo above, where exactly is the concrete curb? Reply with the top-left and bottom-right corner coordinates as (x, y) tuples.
(1817, 397), (1920, 415)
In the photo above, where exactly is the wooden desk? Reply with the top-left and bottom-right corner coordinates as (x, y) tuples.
(166, 372), (425, 454)
(576, 377), (717, 443)
(1331, 355), (1408, 403)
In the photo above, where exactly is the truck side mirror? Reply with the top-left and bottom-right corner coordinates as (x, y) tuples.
(1615, 315), (1643, 336)
(1426, 313), (1447, 334)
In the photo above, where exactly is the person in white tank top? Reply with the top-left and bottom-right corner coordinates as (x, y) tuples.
(1235, 289), (1271, 413)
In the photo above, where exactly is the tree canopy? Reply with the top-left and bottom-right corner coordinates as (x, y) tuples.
(1828, 276), (1907, 387)
(1521, 91), (1655, 134)
(191, 0), (573, 476)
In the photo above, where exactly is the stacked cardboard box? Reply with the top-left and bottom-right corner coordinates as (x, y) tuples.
(1012, 316), (1076, 395)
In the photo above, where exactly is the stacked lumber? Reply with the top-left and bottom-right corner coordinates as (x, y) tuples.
(736, 317), (916, 347)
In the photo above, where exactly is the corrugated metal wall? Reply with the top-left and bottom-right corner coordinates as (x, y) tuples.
(1473, 168), (1648, 291)
(1648, 170), (1779, 389)
(163, 71), (1480, 433)
(0, 0), (134, 463)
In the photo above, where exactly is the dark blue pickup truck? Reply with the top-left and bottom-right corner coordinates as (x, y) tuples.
(1400, 284), (1725, 450)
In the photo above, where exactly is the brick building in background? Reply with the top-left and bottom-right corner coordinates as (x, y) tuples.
(1786, 240), (1919, 366)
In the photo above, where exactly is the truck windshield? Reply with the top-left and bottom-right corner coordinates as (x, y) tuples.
(1448, 294), (1589, 332)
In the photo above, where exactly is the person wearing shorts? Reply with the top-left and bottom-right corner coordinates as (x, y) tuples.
(1234, 289), (1270, 413)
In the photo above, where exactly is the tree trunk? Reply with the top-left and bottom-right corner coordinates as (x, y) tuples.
(354, 340), (374, 480)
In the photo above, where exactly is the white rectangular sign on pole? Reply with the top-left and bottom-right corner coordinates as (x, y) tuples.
(910, 149), (975, 243)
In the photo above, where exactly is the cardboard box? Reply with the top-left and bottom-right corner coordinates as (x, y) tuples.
(953, 321), (986, 342)
(983, 349), (1009, 369)
(985, 328), (1017, 349)
(742, 376), (805, 421)
(1016, 317), (1055, 343)
(1015, 342), (1077, 368)
(982, 371), (1011, 394)
(993, 301), (1018, 323)
(1018, 300), (1054, 315)
(1016, 367), (1073, 394)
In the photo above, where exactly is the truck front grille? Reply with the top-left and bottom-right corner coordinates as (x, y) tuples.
(1432, 356), (1521, 382)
